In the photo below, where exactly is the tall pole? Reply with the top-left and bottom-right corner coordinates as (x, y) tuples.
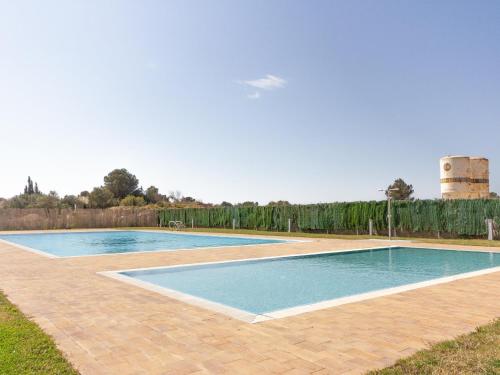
(380, 187), (398, 241)
(487, 219), (493, 241)
(387, 195), (392, 240)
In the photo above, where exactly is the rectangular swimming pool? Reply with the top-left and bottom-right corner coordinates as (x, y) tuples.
(110, 247), (500, 322)
(0, 230), (288, 257)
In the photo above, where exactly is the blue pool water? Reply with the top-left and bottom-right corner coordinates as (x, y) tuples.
(0, 231), (286, 257)
(121, 247), (500, 315)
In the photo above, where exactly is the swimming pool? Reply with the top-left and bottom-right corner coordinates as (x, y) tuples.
(109, 246), (500, 322)
(0, 230), (288, 257)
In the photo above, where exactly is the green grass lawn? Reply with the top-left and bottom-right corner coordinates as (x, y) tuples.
(134, 226), (500, 248)
(368, 319), (500, 375)
(0, 291), (78, 375)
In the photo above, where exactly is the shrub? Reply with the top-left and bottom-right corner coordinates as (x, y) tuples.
(120, 195), (146, 207)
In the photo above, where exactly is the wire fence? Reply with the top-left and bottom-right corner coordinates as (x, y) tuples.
(158, 199), (500, 238)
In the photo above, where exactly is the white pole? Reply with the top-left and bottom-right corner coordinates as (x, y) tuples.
(487, 219), (493, 241)
(369, 219), (373, 236)
(232, 218), (236, 230)
(288, 218), (291, 233)
(388, 196), (392, 241)
(191, 218), (194, 229)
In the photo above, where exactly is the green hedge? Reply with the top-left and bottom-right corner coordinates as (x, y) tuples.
(158, 199), (500, 237)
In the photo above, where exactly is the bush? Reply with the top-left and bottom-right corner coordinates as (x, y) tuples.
(120, 195), (146, 207)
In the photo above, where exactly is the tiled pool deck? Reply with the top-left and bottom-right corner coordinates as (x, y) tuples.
(1, 229), (499, 375)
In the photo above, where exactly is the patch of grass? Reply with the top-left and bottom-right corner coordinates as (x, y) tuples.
(128, 227), (500, 248)
(0, 291), (78, 375)
(399, 237), (500, 248)
(368, 319), (500, 375)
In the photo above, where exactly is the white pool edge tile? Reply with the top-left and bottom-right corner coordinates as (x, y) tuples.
(99, 270), (268, 323)
(101, 247), (500, 323)
(0, 238), (60, 258)
(0, 230), (307, 258)
(264, 266), (500, 319)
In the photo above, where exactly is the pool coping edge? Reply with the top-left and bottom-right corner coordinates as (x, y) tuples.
(0, 230), (308, 259)
(99, 246), (500, 323)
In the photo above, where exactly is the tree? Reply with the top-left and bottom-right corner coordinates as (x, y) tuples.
(35, 191), (59, 209)
(88, 187), (115, 208)
(220, 201), (233, 207)
(23, 177), (41, 196)
(181, 196), (196, 203)
(490, 192), (499, 199)
(103, 169), (139, 200)
(145, 186), (167, 204)
(24, 176), (35, 195)
(386, 178), (414, 200)
(267, 200), (290, 206)
(27, 176), (33, 194)
(120, 195), (146, 207)
(236, 201), (259, 207)
(60, 195), (81, 208)
(168, 190), (183, 202)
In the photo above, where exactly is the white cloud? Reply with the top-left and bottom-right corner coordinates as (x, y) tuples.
(242, 74), (287, 90)
(247, 91), (260, 99)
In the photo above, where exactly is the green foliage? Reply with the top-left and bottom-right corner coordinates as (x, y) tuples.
(236, 201), (259, 207)
(267, 200), (291, 206)
(103, 168), (139, 199)
(24, 177), (33, 195)
(59, 195), (85, 209)
(23, 177), (40, 195)
(5, 192), (58, 209)
(5, 176), (60, 209)
(33, 191), (59, 209)
(5, 195), (31, 208)
(159, 199), (500, 237)
(119, 195), (146, 207)
(88, 187), (115, 208)
(386, 178), (414, 200)
(145, 186), (167, 204)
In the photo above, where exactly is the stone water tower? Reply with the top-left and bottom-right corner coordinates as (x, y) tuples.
(440, 156), (489, 199)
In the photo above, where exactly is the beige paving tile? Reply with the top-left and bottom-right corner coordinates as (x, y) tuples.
(0, 231), (499, 374)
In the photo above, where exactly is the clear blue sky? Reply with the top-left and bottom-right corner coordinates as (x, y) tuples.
(1, 1), (499, 204)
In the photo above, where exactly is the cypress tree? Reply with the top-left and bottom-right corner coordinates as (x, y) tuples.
(27, 176), (34, 194)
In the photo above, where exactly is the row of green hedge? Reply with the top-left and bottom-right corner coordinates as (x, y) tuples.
(158, 199), (500, 237)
